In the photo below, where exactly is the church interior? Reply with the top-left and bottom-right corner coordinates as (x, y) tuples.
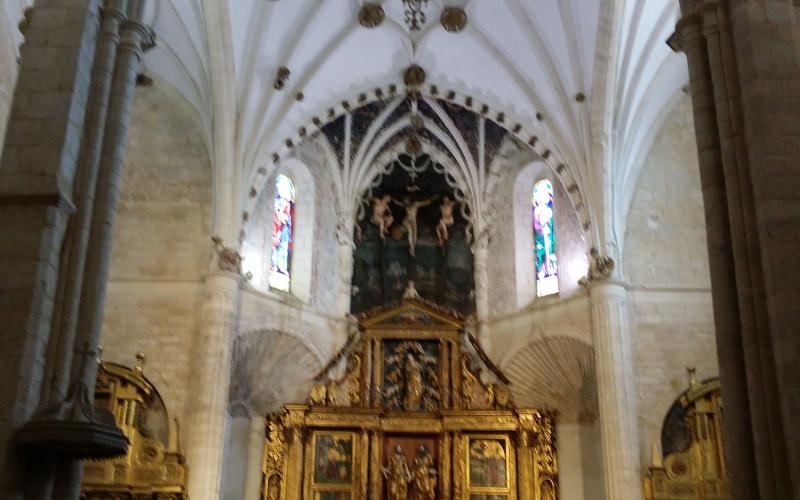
(0, 1), (797, 499)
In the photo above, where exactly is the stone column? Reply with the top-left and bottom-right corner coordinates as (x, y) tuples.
(243, 416), (266, 500)
(471, 232), (491, 350)
(673, 1), (800, 496)
(0, 1), (101, 497)
(185, 271), (242, 500)
(43, 0), (128, 407)
(586, 259), (641, 500)
(335, 215), (357, 316)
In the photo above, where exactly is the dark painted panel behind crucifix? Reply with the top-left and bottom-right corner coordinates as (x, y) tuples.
(350, 155), (475, 315)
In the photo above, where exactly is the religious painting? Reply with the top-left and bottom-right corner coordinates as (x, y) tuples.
(313, 433), (354, 485)
(382, 340), (440, 411)
(316, 492), (351, 500)
(533, 179), (559, 297)
(469, 438), (508, 488)
(270, 174), (296, 292)
(351, 157), (475, 315)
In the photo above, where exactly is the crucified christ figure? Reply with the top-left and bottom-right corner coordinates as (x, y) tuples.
(393, 196), (436, 256)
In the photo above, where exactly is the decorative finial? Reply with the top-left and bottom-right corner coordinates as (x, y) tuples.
(135, 352), (146, 374)
(687, 366), (699, 388)
(650, 440), (664, 468)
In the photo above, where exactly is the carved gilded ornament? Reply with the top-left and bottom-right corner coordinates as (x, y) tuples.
(81, 360), (187, 499)
(643, 375), (729, 500)
(263, 301), (558, 499)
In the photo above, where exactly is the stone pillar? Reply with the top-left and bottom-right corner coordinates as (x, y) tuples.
(471, 233), (491, 350)
(243, 416), (266, 500)
(673, 1), (800, 496)
(335, 215), (357, 316)
(185, 271), (242, 500)
(0, 1), (101, 497)
(586, 265), (641, 500)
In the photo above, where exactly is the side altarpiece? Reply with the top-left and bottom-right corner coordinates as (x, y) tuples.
(261, 299), (558, 500)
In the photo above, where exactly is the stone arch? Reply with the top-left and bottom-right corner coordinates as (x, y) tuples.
(229, 330), (324, 416)
(240, 85), (592, 240)
(502, 336), (596, 422)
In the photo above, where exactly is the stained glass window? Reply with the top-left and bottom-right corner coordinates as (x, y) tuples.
(533, 179), (559, 296)
(269, 174), (295, 292)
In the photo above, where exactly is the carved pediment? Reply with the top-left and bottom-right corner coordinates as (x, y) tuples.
(359, 298), (464, 330)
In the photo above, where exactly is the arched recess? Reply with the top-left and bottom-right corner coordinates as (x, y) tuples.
(512, 162), (588, 308)
(502, 336), (596, 423)
(241, 157), (316, 303)
(229, 330), (324, 416)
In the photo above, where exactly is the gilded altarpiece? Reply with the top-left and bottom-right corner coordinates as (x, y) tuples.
(643, 376), (729, 500)
(262, 299), (558, 500)
(81, 360), (188, 499)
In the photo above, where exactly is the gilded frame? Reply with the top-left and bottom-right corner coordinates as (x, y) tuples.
(461, 433), (517, 500)
(304, 430), (360, 499)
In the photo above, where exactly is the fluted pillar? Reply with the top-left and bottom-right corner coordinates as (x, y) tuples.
(517, 430), (534, 500)
(588, 276), (641, 500)
(284, 426), (306, 500)
(185, 271), (242, 500)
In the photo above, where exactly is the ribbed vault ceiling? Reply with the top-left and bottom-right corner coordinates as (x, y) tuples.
(2, 0), (688, 248)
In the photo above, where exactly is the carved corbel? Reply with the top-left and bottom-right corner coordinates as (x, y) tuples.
(578, 247), (616, 286)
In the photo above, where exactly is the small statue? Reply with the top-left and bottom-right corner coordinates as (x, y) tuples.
(393, 196), (436, 256)
(402, 280), (420, 300)
(410, 444), (437, 500)
(403, 354), (423, 411)
(579, 247), (615, 285)
(371, 194), (395, 240)
(212, 236), (242, 273)
(384, 445), (412, 500)
(436, 196), (456, 246)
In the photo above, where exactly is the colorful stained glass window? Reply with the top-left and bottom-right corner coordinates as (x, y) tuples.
(533, 179), (559, 296)
(269, 174), (295, 292)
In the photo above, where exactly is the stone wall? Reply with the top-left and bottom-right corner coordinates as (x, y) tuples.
(99, 80), (213, 445)
(623, 95), (718, 466)
(487, 160), (588, 318)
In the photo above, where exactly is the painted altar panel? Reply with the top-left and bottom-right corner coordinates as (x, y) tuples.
(463, 434), (516, 500)
(306, 430), (362, 500)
